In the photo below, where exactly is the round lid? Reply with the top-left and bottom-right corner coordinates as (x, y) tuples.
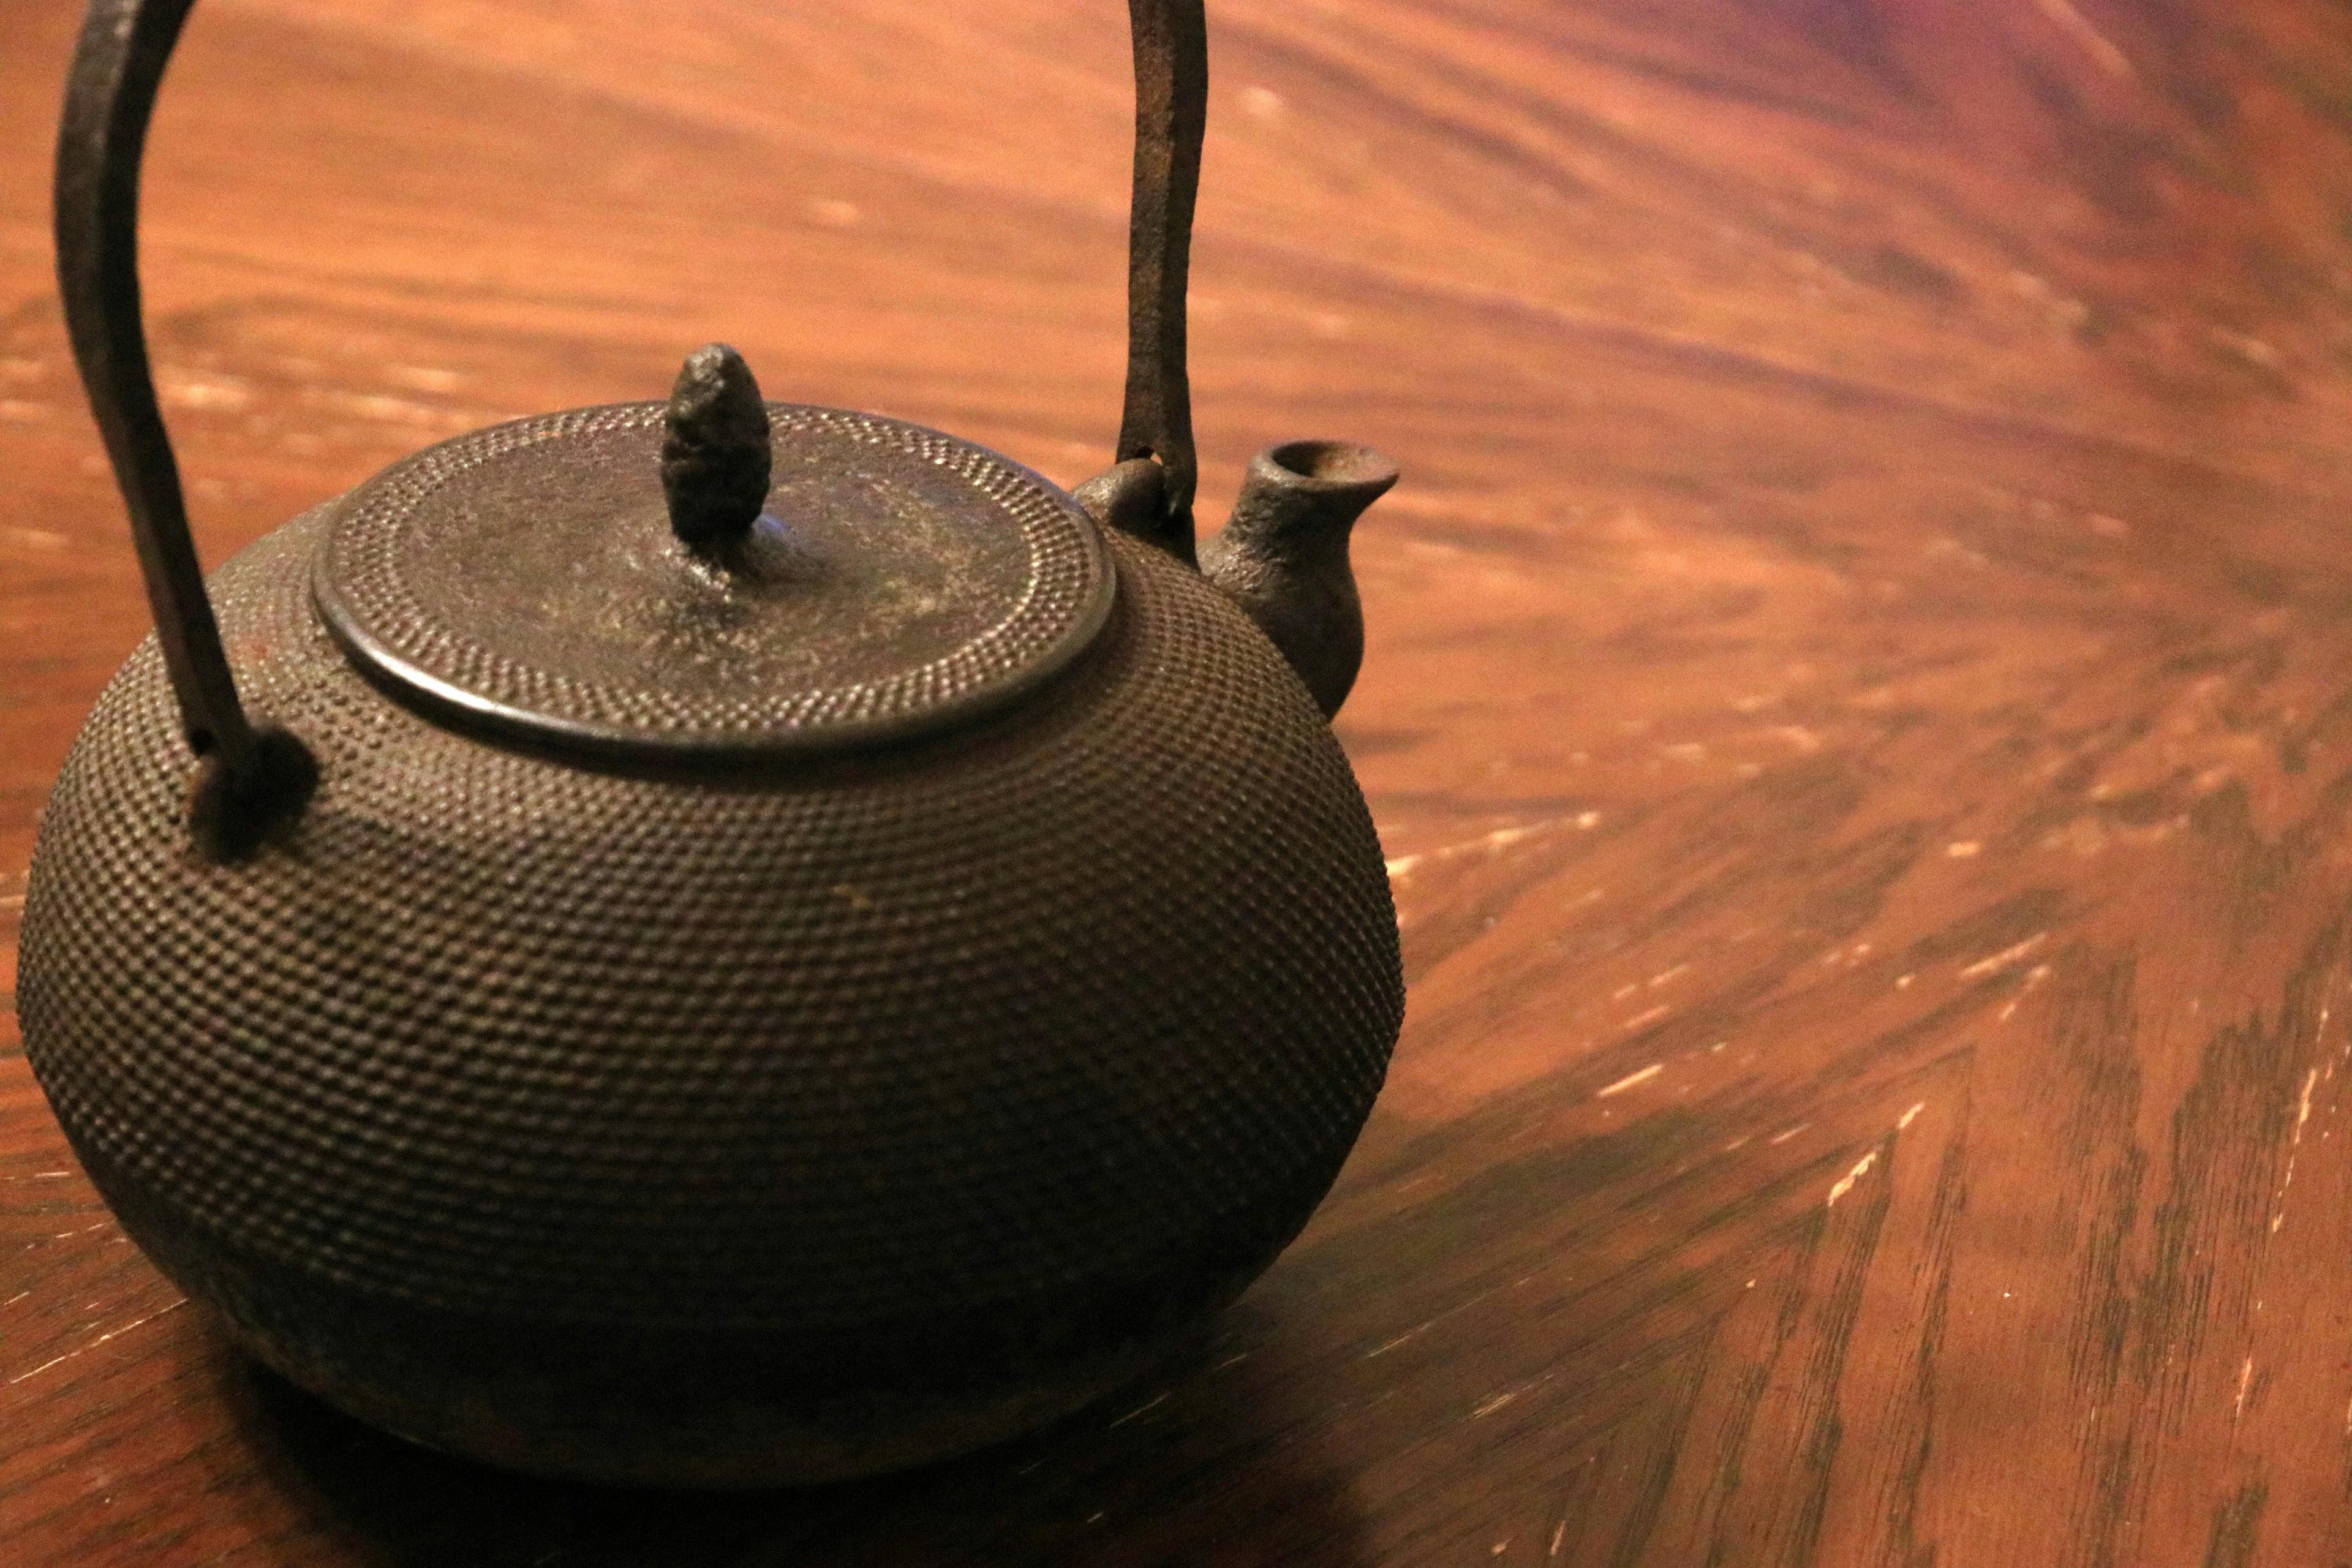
(312, 397), (1114, 761)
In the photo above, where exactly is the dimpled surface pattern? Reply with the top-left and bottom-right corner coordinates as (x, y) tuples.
(19, 500), (1402, 1362)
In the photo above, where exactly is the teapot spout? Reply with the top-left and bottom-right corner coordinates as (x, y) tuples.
(1200, 440), (1397, 718)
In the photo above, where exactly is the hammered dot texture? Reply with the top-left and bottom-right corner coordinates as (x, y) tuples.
(20, 502), (1403, 1340)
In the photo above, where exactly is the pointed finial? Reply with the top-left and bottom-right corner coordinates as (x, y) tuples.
(662, 343), (772, 557)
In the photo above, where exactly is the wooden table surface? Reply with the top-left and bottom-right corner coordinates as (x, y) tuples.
(9, 0), (2352, 1562)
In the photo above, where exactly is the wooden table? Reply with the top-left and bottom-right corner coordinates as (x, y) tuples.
(9, 1), (2352, 1561)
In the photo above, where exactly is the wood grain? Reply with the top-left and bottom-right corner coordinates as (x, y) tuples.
(9, 0), (2352, 1561)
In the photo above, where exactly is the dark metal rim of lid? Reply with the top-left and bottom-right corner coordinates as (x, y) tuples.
(309, 402), (1118, 764)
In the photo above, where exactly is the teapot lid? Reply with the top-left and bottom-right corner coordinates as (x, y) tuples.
(312, 363), (1114, 763)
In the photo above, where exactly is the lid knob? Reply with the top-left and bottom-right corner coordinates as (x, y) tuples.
(661, 343), (772, 560)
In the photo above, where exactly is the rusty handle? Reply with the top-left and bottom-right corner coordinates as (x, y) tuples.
(55, 0), (251, 770)
(56, 0), (318, 860)
(51, 0), (1205, 849)
(1116, 0), (1209, 551)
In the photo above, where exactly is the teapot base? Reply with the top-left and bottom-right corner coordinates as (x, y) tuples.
(239, 1308), (1187, 1491)
(82, 1138), (1269, 1490)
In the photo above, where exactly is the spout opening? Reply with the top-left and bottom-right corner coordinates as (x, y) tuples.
(1263, 440), (1399, 494)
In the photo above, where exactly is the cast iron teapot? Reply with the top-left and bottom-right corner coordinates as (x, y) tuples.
(21, 0), (1403, 1488)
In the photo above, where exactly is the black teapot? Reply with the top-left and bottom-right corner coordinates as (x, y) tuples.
(21, 0), (1403, 1487)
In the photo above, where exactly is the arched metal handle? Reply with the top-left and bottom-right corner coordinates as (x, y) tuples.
(53, 0), (1208, 852)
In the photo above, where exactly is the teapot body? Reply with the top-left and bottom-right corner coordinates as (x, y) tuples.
(39, 0), (1412, 1486)
(21, 490), (1402, 1486)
